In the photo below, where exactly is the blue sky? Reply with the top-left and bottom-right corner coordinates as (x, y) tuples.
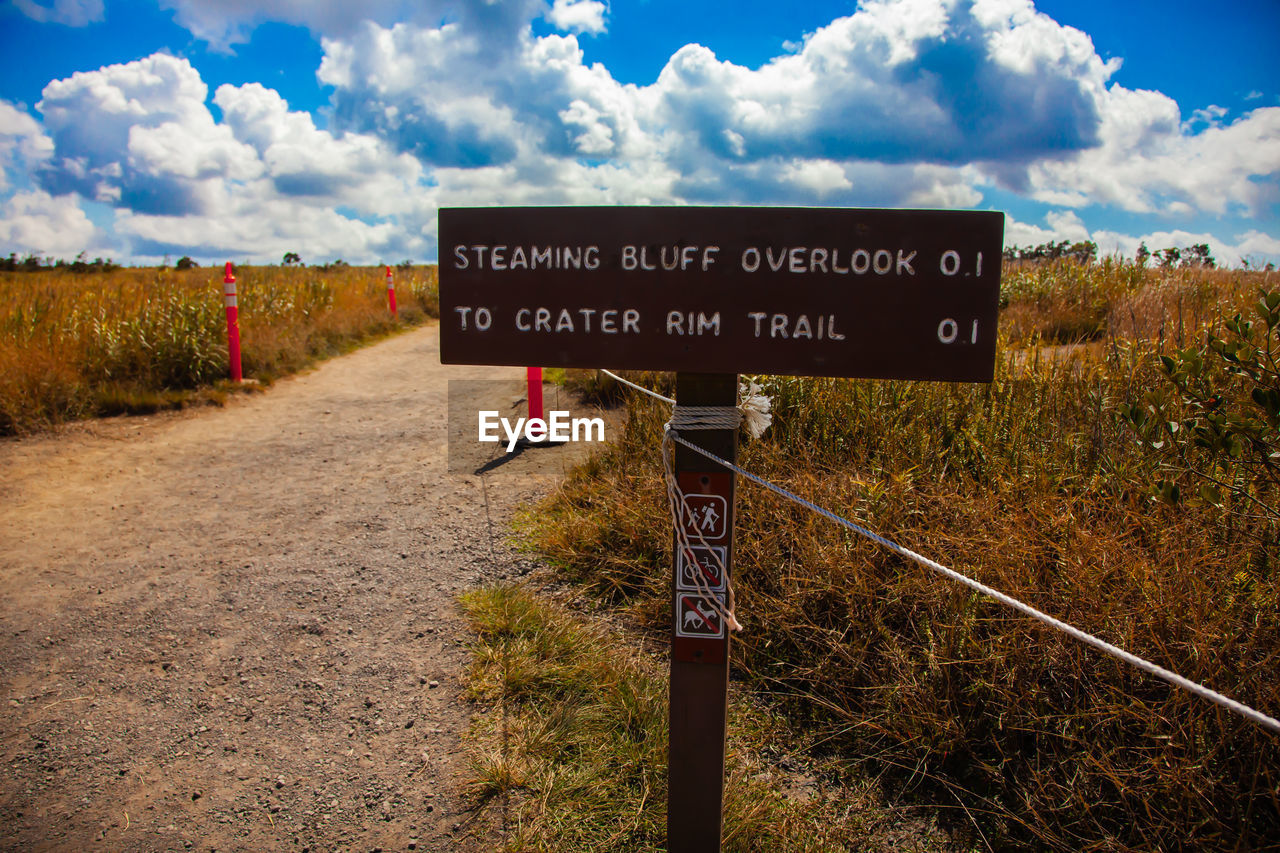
(0, 0), (1277, 266)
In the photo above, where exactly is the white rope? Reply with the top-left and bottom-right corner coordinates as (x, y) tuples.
(669, 404), (742, 431)
(600, 368), (674, 405)
(739, 381), (773, 439)
(602, 370), (1280, 736)
(661, 404), (744, 632)
(599, 370), (743, 630)
(666, 431), (1280, 736)
(600, 369), (772, 438)
(661, 435), (742, 633)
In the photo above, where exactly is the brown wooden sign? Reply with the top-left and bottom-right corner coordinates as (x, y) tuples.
(439, 206), (1004, 381)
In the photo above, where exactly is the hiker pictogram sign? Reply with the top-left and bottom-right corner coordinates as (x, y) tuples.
(676, 593), (726, 639)
(680, 495), (727, 540)
(677, 546), (726, 592)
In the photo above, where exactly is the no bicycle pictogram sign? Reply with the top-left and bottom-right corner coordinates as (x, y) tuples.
(677, 546), (726, 592)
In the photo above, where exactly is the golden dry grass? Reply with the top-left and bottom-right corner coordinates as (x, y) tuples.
(461, 584), (961, 852)
(525, 260), (1280, 851)
(0, 264), (438, 434)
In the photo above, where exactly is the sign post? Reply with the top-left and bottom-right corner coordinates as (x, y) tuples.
(437, 206), (1004, 851)
(668, 372), (737, 851)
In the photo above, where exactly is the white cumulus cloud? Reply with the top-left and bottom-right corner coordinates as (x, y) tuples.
(1026, 99), (1280, 218)
(156, 0), (547, 51)
(0, 190), (99, 255)
(312, 0), (1151, 211)
(214, 82), (422, 212)
(3, 0), (1275, 266)
(546, 0), (607, 35)
(13, 0), (103, 26)
(0, 102), (54, 192)
(36, 53), (260, 214)
(27, 52), (436, 263)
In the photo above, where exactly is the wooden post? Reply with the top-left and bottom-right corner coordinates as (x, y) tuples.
(668, 372), (737, 853)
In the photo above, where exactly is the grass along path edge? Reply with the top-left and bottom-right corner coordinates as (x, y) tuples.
(458, 583), (966, 852)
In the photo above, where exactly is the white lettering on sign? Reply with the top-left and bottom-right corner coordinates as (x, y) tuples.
(938, 318), (958, 343)
(747, 312), (845, 340)
(460, 306), (860, 345)
(453, 245), (600, 270)
(454, 306), (493, 331)
(513, 307), (641, 334)
(739, 247), (917, 276)
(937, 318), (980, 344)
(477, 410), (606, 453)
(938, 250), (984, 277)
(940, 250), (961, 276)
(665, 311), (721, 336)
(453, 243), (931, 277)
(622, 245), (720, 272)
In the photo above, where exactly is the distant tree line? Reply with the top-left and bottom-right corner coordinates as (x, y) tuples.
(1135, 242), (1216, 269)
(284, 254), (416, 271)
(1003, 239), (1221, 269)
(6, 243), (1254, 274)
(1, 251), (120, 273)
(1002, 240), (1099, 264)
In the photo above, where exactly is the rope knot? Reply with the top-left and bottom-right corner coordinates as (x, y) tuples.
(666, 405), (742, 434)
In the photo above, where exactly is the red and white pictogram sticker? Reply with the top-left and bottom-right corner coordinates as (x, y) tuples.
(679, 494), (727, 540)
(676, 546), (726, 593)
(675, 593), (725, 638)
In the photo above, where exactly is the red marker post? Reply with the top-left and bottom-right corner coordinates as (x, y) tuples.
(527, 366), (544, 424)
(223, 262), (242, 383)
(385, 265), (398, 318)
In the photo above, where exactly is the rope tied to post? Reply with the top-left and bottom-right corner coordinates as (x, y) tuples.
(663, 403), (746, 633)
(667, 405), (742, 432)
(600, 370), (773, 635)
(601, 368), (1280, 736)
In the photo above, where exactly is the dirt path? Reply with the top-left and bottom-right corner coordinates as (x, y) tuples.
(0, 323), (587, 852)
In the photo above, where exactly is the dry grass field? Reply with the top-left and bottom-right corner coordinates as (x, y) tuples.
(525, 259), (1280, 850)
(0, 264), (439, 435)
(4, 253), (1276, 849)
